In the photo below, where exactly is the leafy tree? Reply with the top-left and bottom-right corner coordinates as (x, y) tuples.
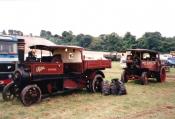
(7, 29), (23, 36)
(161, 37), (175, 52)
(89, 37), (103, 51)
(62, 31), (74, 43)
(122, 32), (136, 50)
(79, 35), (92, 48)
(137, 32), (162, 51)
(2, 30), (6, 35)
(100, 32), (122, 51)
(8, 29), (13, 35)
(46, 31), (52, 36)
(40, 30), (52, 38)
(40, 30), (47, 37)
(73, 34), (84, 46)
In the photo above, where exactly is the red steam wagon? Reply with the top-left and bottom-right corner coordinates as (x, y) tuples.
(2, 42), (111, 106)
(121, 49), (166, 85)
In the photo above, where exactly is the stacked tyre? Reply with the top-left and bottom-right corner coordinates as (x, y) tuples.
(102, 78), (127, 96)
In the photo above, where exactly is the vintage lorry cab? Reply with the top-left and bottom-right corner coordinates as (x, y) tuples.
(3, 44), (111, 106)
(121, 49), (166, 85)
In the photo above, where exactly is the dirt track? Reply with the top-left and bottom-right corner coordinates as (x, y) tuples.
(124, 105), (175, 119)
(167, 74), (175, 79)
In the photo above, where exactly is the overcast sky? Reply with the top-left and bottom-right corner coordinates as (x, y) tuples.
(0, 0), (175, 37)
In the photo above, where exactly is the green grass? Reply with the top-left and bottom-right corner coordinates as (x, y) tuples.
(169, 68), (175, 75)
(103, 61), (123, 79)
(0, 62), (175, 119)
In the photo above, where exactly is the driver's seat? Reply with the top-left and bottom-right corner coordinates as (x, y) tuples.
(51, 54), (62, 63)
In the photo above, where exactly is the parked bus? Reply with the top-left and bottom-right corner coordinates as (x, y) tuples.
(0, 35), (19, 87)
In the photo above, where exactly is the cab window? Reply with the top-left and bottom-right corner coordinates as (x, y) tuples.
(142, 53), (150, 60)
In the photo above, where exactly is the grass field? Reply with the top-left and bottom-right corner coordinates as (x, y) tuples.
(0, 62), (175, 119)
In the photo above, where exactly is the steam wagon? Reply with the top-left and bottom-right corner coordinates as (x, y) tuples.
(3, 42), (111, 106)
(121, 49), (166, 85)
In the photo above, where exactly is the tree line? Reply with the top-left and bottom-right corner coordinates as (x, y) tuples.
(1, 29), (23, 36)
(0, 30), (157, 53)
(2, 29), (174, 53)
(40, 30), (175, 53)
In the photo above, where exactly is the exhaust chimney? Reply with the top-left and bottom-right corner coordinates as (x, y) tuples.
(17, 39), (25, 62)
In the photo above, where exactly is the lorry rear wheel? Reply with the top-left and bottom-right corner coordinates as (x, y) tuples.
(121, 70), (128, 83)
(92, 74), (103, 93)
(2, 81), (15, 101)
(141, 72), (148, 85)
(156, 68), (166, 82)
(21, 85), (41, 106)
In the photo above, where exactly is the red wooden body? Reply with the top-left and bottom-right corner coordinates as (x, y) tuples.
(30, 63), (63, 75)
(141, 61), (159, 71)
(27, 60), (111, 76)
(83, 60), (111, 70)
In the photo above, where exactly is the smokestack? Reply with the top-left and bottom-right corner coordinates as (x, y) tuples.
(17, 39), (25, 62)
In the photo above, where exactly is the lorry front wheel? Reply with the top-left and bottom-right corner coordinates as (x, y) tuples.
(2, 81), (15, 101)
(21, 84), (41, 106)
(141, 72), (148, 85)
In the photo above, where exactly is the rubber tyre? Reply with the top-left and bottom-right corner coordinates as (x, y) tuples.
(121, 70), (128, 83)
(110, 80), (118, 95)
(21, 85), (41, 106)
(92, 74), (103, 93)
(110, 79), (127, 95)
(156, 68), (166, 82)
(140, 72), (148, 85)
(2, 81), (15, 101)
(102, 80), (110, 95)
(117, 80), (127, 95)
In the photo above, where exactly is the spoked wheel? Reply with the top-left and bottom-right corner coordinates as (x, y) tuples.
(92, 74), (103, 93)
(21, 85), (41, 106)
(140, 72), (148, 85)
(2, 81), (15, 101)
(121, 70), (128, 83)
(156, 68), (166, 82)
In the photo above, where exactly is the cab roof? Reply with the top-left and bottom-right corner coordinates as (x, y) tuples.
(126, 49), (159, 54)
(30, 44), (84, 52)
(0, 35), (17, 41)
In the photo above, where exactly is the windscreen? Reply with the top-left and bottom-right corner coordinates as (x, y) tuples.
(0, 41), (17, 54)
